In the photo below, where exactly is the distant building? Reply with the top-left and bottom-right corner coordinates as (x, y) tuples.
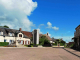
(39, 33), (54, 43)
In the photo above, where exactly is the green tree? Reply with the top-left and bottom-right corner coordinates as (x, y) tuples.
(0, 25), (9, 28)
(3, 25), (9, 28)
(55, 39), (66, 46)
(39, 35), (50, 45)
(30, 37), (33, 43)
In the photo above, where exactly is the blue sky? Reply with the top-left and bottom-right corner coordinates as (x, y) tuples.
(0, 0), (80, 43)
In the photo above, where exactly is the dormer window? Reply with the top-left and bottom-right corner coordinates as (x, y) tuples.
(0, 31), (3, 35)
(19, 34), (22, 37)
(9, 33), (12, 36)
(0, 32), (1, 35)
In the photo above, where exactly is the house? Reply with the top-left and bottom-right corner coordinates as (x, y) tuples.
(0, 27), (30, 45)
(72, 25), (80, 48)
(39, 33), (54, 43)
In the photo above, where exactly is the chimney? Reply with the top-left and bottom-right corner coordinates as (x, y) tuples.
(47, 33), (48, 35)
(19, 28), (22, 31)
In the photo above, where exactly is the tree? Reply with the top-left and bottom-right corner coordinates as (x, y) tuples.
(55, 39), (66, 46)
(30, 37), (33, 43)
(39, 35), (50, 45)
(3, 25), (9, 28)
(0, 25), (9, 28)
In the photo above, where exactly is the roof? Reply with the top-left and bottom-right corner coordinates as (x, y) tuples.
(75, 25), (80, 30)
(39, 34), (52, 41)
(22, 31), (33, 38)
(0, 27), (29, 38)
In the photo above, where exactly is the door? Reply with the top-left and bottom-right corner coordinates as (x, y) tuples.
(4, 40), (6, 42)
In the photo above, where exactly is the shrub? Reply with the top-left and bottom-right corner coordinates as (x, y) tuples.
(53, 43), (57, 45)
(0, 42), (9, 46)
(60, 43), (65, 46)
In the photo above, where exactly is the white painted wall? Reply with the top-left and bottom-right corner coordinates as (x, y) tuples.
(0, 32), (30, 45)
(37, 29), (39, 44)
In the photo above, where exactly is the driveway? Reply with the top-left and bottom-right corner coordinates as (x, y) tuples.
(0, 47), (80, 60)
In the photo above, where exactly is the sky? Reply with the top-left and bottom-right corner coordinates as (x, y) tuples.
(0, 0), (80, 43)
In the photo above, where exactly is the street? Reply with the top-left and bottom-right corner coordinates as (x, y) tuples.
(0, 47), (80, 60)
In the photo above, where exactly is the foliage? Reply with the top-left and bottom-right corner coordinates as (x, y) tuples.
(53, 43), (57, 46)
(54, 39), (66, 46)
(64, 43), (74, 48)
(0, 42), (9, 46)
(3, 25), (9, 28)
(0, 25), (9, 28)
(60, 43), (65, 46)
(30, 37), (33, 43)
(39, 35), (50, 45)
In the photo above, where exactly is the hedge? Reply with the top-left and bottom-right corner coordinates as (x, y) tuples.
(0, 42), (9, 46)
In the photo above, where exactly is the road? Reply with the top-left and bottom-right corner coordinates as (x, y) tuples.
(0, 47), (80, 60)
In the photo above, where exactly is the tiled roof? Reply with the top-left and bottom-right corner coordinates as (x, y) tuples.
(0, 27), (29, 38)
(39, 34), (52, 41)
(22, 31), (33, 38)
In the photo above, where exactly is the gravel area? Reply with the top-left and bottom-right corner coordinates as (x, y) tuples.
(0, 47), (80, 60)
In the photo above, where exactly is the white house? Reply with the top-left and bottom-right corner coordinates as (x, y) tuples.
(0, 27), (30, 45)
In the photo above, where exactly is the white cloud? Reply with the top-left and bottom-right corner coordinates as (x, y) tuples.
(54, 36), (74, 43)
(37, 28), (43, 34)
(46, 22), (52, 28)
(46, 22), (59, 31)
(52, 26), (59, 30)
(38, 24), (44, 28)
(0, 0), (37, 31)
(47, 32), (51, 37)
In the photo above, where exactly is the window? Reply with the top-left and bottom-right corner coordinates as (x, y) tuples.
(4, 40), (6, 42)
(9, 33), (12, 36)
(19, 34), (22, 37)
(0, 31), (3, 35)
(0, 32), (1, 35)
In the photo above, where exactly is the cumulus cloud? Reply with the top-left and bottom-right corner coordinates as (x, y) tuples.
(0, 0), (37, 31)
(46, 22), (59, 31)
(37, 28), (43, 34)
(46, 22), (52, 28)
(52, 26), (59, 30)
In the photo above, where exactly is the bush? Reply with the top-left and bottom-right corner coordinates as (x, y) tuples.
(28, 45), (31, 47)
(60, 43), (65, 46)
(0, 42), (9, 46)
(30, 43), (34, 45)
(53, 43), (57, 45)
(24, 45), (28, 47)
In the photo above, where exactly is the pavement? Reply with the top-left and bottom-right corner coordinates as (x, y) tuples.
(52, 46), (64, 48)
(63, 48), (80, 58)
(0, 47), (80, 60)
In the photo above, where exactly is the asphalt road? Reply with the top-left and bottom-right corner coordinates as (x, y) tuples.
(0, 47), (80, 60)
